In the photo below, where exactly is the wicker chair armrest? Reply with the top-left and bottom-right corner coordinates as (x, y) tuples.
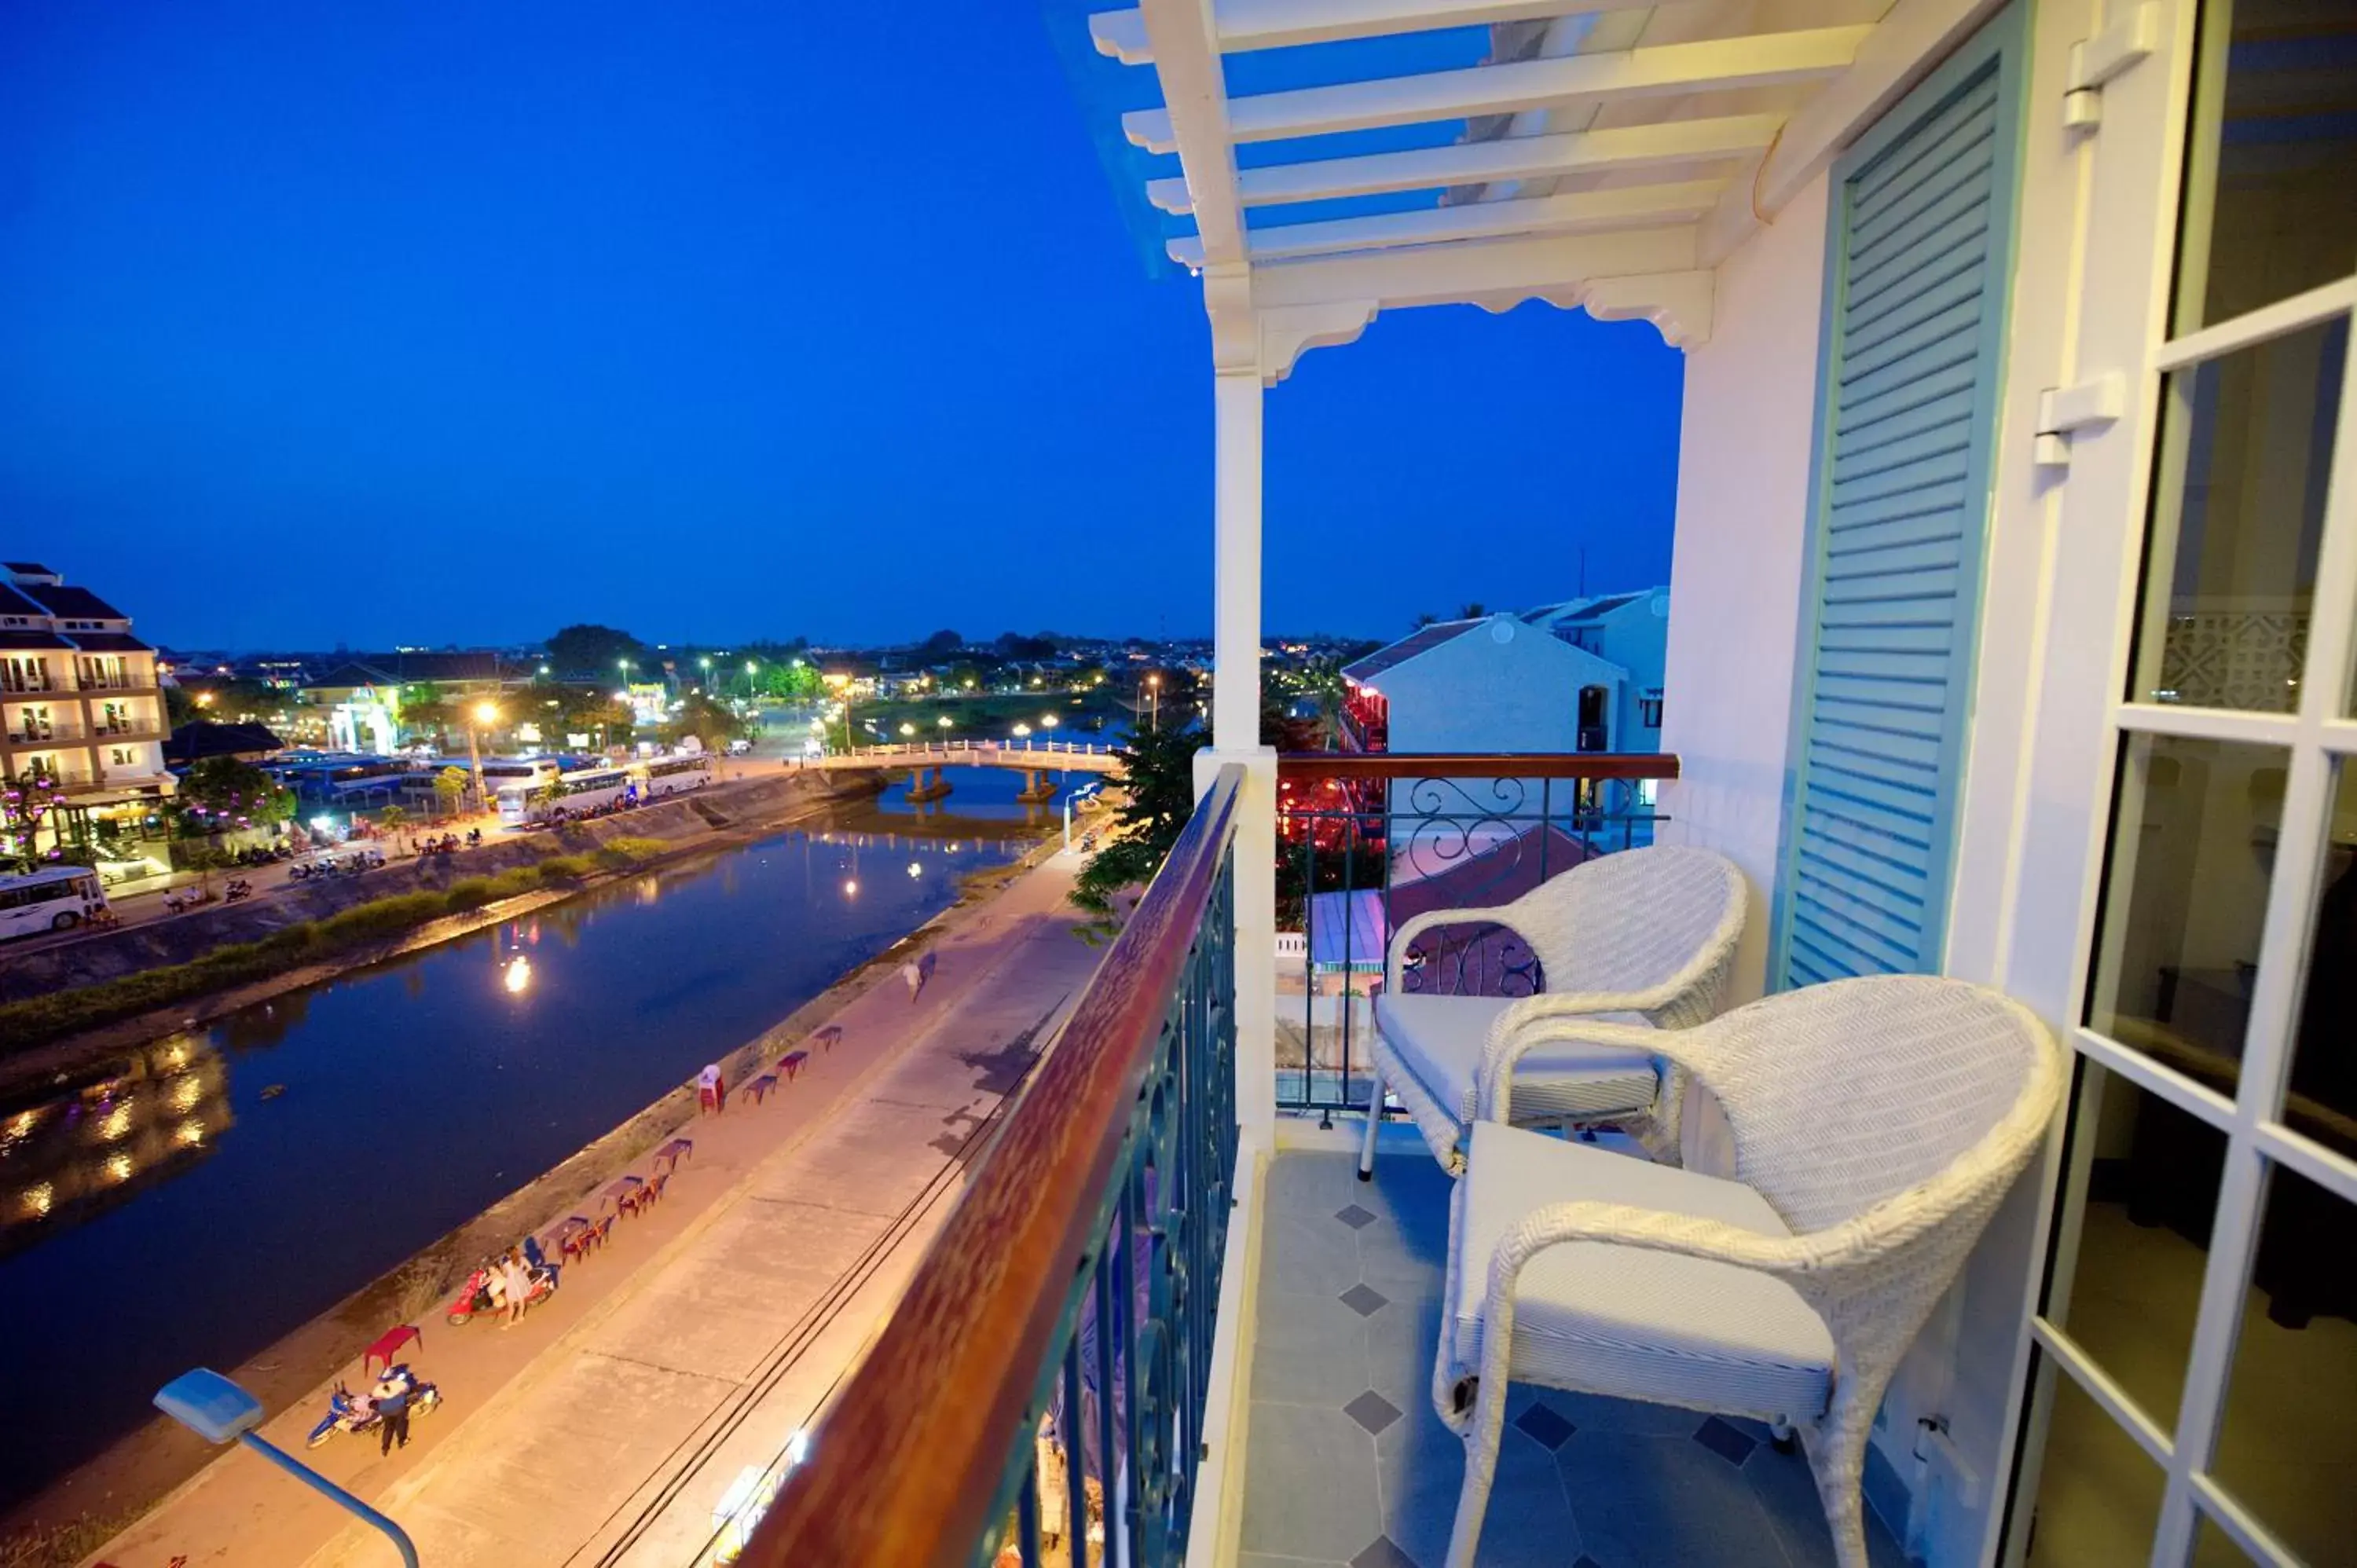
(1477, 1009), (1665, 1124)
(1386, 904), (1542, 993)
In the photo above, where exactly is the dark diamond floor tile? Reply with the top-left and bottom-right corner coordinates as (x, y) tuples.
(1513, 1401), (1577, 1452)
(1346, 1388), (1404, 1437)
(1692, 1414), (1758, 1467)
(1340, 1282), (1391, 1317)
(1336, 1202), (1378, 1230)
(1350, 1535), (1420, 1568)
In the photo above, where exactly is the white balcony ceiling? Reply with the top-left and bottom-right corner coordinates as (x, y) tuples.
(1087, 0), (2005, 350)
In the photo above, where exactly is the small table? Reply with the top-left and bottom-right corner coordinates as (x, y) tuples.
(653, 1138), (693, 1174)
(779, 1049), (811, 1080)
(745, 1072), (780, 1105)
(598, 1176), (645, 1214)
(814, 1025), (842, 1052)
(549, 1215), (595, 1262)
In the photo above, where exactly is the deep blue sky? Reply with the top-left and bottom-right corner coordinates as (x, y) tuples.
(0, 3), (1683, 652)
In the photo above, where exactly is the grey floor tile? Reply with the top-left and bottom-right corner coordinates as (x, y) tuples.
(1535, 1389), (1718, 1438)
(1265, 1209), (1369, 1298)
(1347, 1389), (1406, 1437)
(1379, 1403), (1581, 1568)
(1241, 1401), (1383, 1563)
(1364, 1295), (1446, 1411)
(1740, 1442), (1910, 1568)
(1556, 1431), (1794, 1568)
(1341, 1282), (1392, 1318)
(1242, 1555), (1349, 1568)
(1350, 1535), (1421, 1568)
(1254, 1288), (1373, 1408)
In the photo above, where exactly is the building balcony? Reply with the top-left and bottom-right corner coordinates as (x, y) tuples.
(734, 752), (1923, 1568)
(93, 720), (164, 744)
(79, 673), (158, 694)
(0, 676), (59, 697)
(4, 724), (82, 746)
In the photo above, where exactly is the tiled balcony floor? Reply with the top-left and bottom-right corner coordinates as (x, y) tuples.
(1241, 1147), (1909, 1568)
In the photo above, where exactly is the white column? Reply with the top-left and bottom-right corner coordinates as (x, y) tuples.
(1197, 363), (1278, 1140)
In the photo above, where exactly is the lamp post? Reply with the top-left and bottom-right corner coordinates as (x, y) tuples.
(154, 1369), (420, 1568)
(1147, 673), (1161, 733)
(698, 655), (712, 692)
(744, 660), (759, 702)
(467, 701), (498, 819)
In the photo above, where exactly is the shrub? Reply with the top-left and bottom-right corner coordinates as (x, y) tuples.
(537, 855), (595, 881)
(485, 866), (544, 899)
(443, 878), (497, 912)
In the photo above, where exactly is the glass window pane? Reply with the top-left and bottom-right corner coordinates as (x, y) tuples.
(2131, 317), (2344, 713)
(2045, 1062), (2229, 1426)
(2088, 734), (2291, 1092)
(2172, 0), (2357, 332)
(2209, 1163), (2357, 1565)
(2289, 762), (2357, 1157)
(2020, 1357), (2166, 1565)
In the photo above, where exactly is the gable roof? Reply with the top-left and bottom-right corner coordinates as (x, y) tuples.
(304, 661), (401, 692)
(1341, 620), (1481, 683)
(15, 582), (126, 621)
(0, 582), (50, 619)
(64, 632), (152, 653)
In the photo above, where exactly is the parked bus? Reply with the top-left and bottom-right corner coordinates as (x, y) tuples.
(0, 866), (109, 940)
(633, 753), (714, 798)
(496, 766), (634, 826)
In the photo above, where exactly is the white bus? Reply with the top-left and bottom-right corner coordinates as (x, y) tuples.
(496, 766), (636, 826)
(0, 866), (109, 940)
(634, 753), (714, 798)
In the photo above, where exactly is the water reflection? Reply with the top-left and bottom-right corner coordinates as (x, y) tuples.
(1, 1036), (233, 1262)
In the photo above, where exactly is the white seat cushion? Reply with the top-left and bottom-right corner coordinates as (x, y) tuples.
(1453, 1122), (1835, 1421)
(1376, 992), (1659, 1125)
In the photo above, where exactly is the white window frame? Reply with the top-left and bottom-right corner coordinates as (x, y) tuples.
(1992, 0), (2357, 1563)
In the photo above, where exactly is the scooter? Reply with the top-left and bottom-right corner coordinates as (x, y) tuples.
(305, 1364), (441, 1449)
(223, 879), (253, 903)
(445, 1253), (558, 1326)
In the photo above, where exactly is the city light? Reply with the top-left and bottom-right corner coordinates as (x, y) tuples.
(473, 702), (499, 725)
(1012, 724), (1031, 738)
(937, 715), (953, 728)
(843, 878), (859, 896)
(900, 723), (915, 737)
(907, 862), (921, 877)
(1041, 714), (1059, 729)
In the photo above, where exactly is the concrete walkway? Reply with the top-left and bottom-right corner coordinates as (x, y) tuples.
(88, 845), (1102, 1568)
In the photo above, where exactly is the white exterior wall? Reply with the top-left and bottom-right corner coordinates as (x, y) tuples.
(1655, 170), (1831, 1006)
(1377, 619), (1625, 753)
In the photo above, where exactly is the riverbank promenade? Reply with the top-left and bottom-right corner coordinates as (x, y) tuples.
(89, 842), (1105, 1568)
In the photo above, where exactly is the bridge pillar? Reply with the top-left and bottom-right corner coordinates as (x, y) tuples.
(1014, 768), (1055, 804)
(906, 764), (952, 803)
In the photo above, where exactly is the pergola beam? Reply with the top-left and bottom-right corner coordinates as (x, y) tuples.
(1137, 0), (1248, 273)
(1124, 26), (1875, 150)
(1168, 179), (1727, 266)
(1089, 0), (1637, 66)
(1247, 224), (1700, 313)
(1146, 114), (1783, 214)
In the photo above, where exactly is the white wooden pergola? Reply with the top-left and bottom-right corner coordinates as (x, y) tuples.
(1087, 0), (2013, 1135)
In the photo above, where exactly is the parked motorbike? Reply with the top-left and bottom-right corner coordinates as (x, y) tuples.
(445, 1255), (558, 1326)
(304, 1364), (441, 1449)
(223, 880), (253, 903)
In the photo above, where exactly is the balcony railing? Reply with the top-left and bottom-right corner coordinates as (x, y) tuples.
(742, 763), (1242, 1568)
(0, 676), (56, 695)
(1274, 751), (1677, 1114)
(79, 672), (155, 692)
(5, 724), (81, 746)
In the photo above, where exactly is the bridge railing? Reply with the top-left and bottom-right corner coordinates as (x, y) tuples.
(832, 739), (1118, 760)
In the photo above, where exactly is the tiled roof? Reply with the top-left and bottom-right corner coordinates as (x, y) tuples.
(1341, 620), (1481, 683)
(2, 562), (53, 575)
(64, 632), (152, 653)
(166, 721), (286, 764)
(16, 582), (127, 620)
(0, 583), (49, 618)
(0, 630), (74, 650)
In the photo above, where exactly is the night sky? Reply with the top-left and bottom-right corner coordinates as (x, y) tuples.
(0, 3), (1684, 652)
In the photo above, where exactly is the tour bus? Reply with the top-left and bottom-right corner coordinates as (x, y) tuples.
(632, 753), (714, 798)
(496, 765), (635, 826)
(0, 866), (110, 940)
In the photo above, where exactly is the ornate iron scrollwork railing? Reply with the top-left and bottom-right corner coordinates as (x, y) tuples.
(1274, 752), (1678, 1116)
(739, 765), (1241, 1568)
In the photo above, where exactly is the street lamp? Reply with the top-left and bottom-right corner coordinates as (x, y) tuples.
(1147, 673), (1162, 733)
(467, 701), (499, 819)
(744, 660), (759, 702)
(154, 1369), (420, 1568)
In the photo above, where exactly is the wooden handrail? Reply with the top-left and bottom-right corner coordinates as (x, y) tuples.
(742, 764), (1247, 1568)
(1276, 750), (1680, 781)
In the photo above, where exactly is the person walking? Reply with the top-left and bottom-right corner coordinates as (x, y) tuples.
(501, 1250), (533, 1327)
(373, 1378), (411, 1456)
(902, 958), (925, 1002)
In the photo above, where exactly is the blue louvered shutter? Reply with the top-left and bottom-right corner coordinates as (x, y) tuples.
(1772, 9), (2026, 991)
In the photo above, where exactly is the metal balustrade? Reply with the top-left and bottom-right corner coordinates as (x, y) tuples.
(740, 764), (1241, 1568)
(1273, 751), (1677, 1116)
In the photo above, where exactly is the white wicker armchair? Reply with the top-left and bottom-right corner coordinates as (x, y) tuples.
(1356, 844), (1744, 1178)
(1431, 975), (2065, 1568)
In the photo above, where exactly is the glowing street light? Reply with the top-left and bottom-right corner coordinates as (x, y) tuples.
(937, 714), (954, 730)
(466, 702), (500, 818)
(900, 722), (916, 737)
(1147, 673), (1162, 733)
(1041, 713), (1060, 730)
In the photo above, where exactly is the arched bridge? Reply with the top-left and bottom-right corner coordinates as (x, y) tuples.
(803, 739), (1121, 804)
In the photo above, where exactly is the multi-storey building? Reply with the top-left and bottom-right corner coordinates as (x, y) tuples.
(0, 562), (174, 854)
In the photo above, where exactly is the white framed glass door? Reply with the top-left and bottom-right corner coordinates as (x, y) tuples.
(2004, 1), (2357, 1563)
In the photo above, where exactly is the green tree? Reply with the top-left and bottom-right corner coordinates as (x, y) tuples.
(1072, 720), (1211, 918)
(433, 766), (468, 816)
(379, 804), (409, 834)
(919, 628), (963, 657)
(174, 757), (295, 832)
(546, 624), (649, 678)
(667, 691), (749, 750)
(400, 680), (456, 749)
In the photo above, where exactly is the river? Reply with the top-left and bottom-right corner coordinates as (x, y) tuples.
(0, 775), (1080, 1511)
